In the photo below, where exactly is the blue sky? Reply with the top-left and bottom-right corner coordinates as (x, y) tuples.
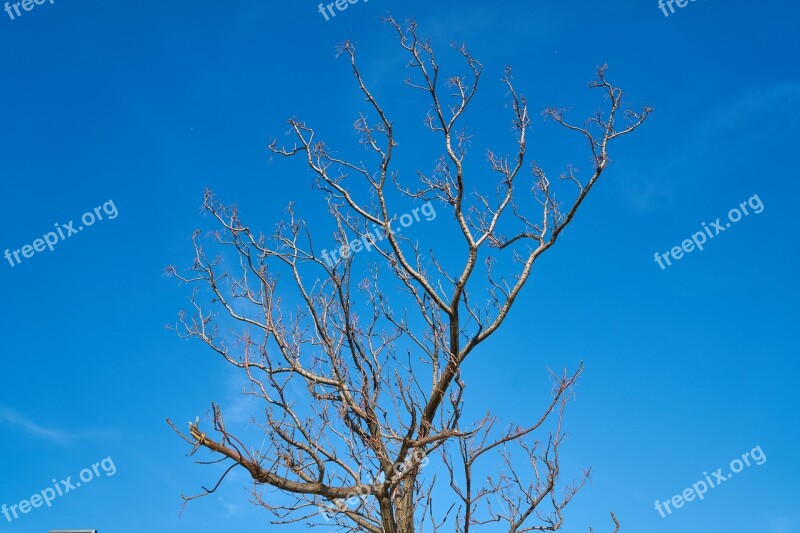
(0, 0), (798, 532)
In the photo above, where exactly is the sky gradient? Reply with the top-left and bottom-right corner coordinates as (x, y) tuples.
(0, 0), (798, 532)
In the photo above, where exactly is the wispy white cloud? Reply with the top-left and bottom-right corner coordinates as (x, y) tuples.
(696, 82), (800, 136)
(770, 514), (800, 533)
(223, 388), (257, 425)
(619, 82), (800, 213)
(0, 406), (113, 444)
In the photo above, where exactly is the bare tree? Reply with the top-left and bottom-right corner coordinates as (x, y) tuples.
(166, 16), (650, 533)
